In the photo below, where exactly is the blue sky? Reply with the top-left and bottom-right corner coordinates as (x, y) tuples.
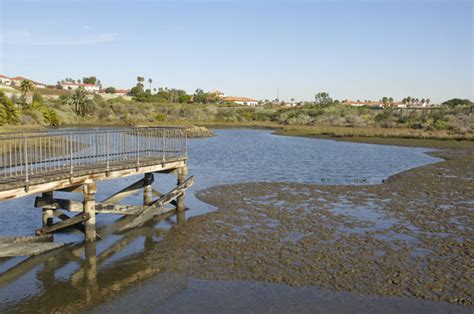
(0, 0), (472, 103)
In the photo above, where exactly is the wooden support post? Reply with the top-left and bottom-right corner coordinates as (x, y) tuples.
(176, 165), (187, 223)
(143, 173), (153, 206)
(83, 183), (97, 242)
(42, 191), (54, 227)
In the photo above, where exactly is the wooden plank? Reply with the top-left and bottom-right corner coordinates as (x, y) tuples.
(35, 197), (83, 211)
(152, 189), (178, 207)
(57, 185), (83, 193)
(115, 176), (194, 232)
(94, 203), (146, 215)
(101, 176), (153, 204)
(0, 234), (52, 244)
(0, 243), (65, 257)
(145, 176), (194, 213)
(116, 207), (176, 232)
(0, 159), (186, 202)
(36, 212), (90, 235)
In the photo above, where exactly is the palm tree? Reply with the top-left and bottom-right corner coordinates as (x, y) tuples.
(19, 79), (35, 105)
(426, 99), (430, 106)
(148, 78), (152, 91)
(70, 87), (89, 117)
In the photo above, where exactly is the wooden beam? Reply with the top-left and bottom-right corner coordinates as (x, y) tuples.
(94, 203), (146, 215)
(0, 243), (65, 257)
(116, 207), (176, 232)
(147, 176), (194, 212)
(57, 185), (83, 193)
(152, 189), (178, 207)
(53, 210), (102, 240)
(114, 176), (194, 232)
(35, 197), (83, 212)
(36, 212), (90, 235)
(101, 176), (154, 204)
(0, 234), (53, 244)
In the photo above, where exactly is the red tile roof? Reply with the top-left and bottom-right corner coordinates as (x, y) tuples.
(0, 74), (11, 79)
(11, 76), (28, 81)
(222, 96), (258, 102)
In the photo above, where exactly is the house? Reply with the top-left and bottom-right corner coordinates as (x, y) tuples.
(222, 96), (259, 106)
(61, 82), (100, 93)
(113, 89), (129, 96)
(10, 76), (46, 88)
(343, 100), (384, 108)
(0, 75), (11, 85)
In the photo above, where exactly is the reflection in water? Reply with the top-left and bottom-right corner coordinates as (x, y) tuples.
(0, 214), (187, 313)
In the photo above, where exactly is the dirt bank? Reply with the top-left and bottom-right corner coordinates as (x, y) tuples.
(155, 140), (473, 306)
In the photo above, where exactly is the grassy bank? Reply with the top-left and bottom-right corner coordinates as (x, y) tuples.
(273, 125), (474, 150)
(1, 90), (472, 143)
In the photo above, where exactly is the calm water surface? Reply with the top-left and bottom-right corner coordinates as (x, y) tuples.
(0, 129), (446, 312)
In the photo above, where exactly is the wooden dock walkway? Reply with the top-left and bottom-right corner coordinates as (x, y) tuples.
(0, 127), (193, 255)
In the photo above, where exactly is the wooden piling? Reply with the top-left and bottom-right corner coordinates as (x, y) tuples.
(176, 165), (187, 223)
(143, 173), (153, 206)
(83, 183), (97, 242)
(41, 191), (54, 227)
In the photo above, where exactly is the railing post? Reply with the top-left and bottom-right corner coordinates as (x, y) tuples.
(23, 134), (28, 185)
(106, 131), (110, 171)
(136, 129), (140, 166)
(162, 129), (166, 161)
(185, 129), (188, 158)
(69, 133), (74, 174)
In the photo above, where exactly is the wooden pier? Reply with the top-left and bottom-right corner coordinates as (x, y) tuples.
(0, 127), (193, 255)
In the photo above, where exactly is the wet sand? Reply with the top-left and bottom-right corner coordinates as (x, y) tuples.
(153, 140), (473, 307)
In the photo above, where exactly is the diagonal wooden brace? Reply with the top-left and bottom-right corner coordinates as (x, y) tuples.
(114, 176), (194, 233)
(36, 212), (90, 235)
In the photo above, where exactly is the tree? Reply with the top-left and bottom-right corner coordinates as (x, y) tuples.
(388, 97), (393, 104)
(148, 78), (152, 91)
(426, 99), (430, 106)
(441, 98), (472, 108)
(105, 87), (117, 94)
(19, 79), (35, 105)
(193, 88), (209, 104)
(82, 76), (97, 85)
(69, 87), (91, 117)
(314, 92), (332, 106)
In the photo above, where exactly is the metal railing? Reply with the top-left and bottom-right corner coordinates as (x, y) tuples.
(0, 127), (187, 184)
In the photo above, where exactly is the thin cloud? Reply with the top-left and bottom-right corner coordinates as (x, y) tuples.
(0, 29), (118, 46)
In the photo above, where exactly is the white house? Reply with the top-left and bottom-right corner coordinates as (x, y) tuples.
(10, 76), (46, 88)
(0, 75), (12, 85)
(222, 96), (259, 106)
(61, 82), (100, 93)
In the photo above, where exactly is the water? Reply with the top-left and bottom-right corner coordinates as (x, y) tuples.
(0, 129), (446, 312)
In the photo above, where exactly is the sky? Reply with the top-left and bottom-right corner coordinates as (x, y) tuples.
(0, 0), (472, 103)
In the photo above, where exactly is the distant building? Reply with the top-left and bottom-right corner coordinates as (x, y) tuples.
(10, 76), (46, 89)
(61, 82), (100, 93)
(113, 89), (129, 96)
(0, 74), (12, 85)
(222, 96), (259, 106)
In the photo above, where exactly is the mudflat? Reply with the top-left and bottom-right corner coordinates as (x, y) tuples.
(156, 138), (473, 306)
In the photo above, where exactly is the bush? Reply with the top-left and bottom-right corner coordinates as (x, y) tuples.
(155, 113), (167, 122)
(0, 91), (20, 125)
